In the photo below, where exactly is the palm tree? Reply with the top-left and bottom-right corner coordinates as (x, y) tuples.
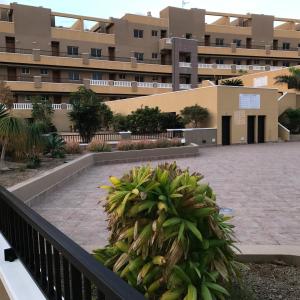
(275, 67), (300, 90)
(221, 78), (244, 86)
(0, 115), (25, 170)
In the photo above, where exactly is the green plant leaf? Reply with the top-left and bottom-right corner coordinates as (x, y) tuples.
(206, 282), (230, 296)
(162, 218), (182, 228)
(201, 283), (213, 300)
(185, 221), (203, 242)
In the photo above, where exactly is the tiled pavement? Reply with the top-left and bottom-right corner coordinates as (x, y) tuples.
(32, 142), (300, 252)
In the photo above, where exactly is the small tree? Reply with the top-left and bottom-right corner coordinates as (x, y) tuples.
(31, 96), (55, 132)
(112, 114), (129, 132)
(159, 112), (185, 131)
(221, 78), (244, 86)
(69, 87), (113, 143)
(0, 81), (15, 109)
(275, 67), (300, 90)
(127, 106), (162, 134)
(180, 104), (209, 128)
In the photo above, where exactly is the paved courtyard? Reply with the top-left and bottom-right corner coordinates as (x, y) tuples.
(32, 142), (300, 252)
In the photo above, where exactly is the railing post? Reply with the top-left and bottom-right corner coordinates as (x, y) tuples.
(34, 76), (42, 88)
(153, 82), (158, 88)
(231, 64), (237, 73)
(32, 49), (41, 61)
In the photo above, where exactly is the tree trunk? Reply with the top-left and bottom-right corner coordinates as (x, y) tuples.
(0, 142), (9, 171)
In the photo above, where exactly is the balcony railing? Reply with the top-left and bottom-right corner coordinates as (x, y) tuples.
(0, 187), (145, 300)
(13, 103), (73, 110)
(198, 63), (285, 71)
(179, 62), (192, 68)
(113, 80), (132, 87)
(179, 84), (192, 90)
(90, 80), (172, 89)
(137, 82), (154, 88)
(157, 83), (173, 89)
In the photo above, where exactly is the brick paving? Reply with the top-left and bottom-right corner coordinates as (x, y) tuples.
(32, 142), (300, 252)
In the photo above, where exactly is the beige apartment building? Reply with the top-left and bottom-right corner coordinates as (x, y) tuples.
(1, 3), (300, 103)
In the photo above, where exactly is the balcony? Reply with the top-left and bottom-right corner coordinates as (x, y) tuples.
(0, 187), (144, 300)
(198, 63), (285, 72)
(179, 62), (192, 68)
(90, 79), (172, 89)
(13, 103), (73, 110)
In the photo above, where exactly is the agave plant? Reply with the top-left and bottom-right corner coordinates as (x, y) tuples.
(46, 133), (66, 158)
(94, 163), (240, 300)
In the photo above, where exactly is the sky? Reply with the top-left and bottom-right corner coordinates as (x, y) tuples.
(1, 0), (300, 20)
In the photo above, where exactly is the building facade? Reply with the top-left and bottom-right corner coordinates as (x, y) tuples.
(1, 3), (300, 103)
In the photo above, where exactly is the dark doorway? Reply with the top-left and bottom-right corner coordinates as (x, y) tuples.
(108, 47), (115, 61)
(257, 116), (265, 143)
(246, 38), (252, 49)
(247, 116), (255, 144)
(273, 39), (278, 50)
(52, 70), (61, 83)
(51, 41), (60, 56)
(6, 36), (15, 53)
(7, 67), (16, 81)
(204, 35), (210, 46)
(160, 30), (167, 38)
(53, 95), (62, 104)
(222, 116), (231, 145)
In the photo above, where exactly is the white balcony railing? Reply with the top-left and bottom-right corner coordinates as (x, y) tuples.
(179, 62), (192, 68)
(157, 83), (172, 89)
(198, 63), (214, 69)
(90, 80), (109, 86)
(13, 103), (73, 110)
(252, 66), (266, 71)
(137, 82), (154, 88)
(13, 103), (32, 109)
(113, 81), (132, 87)
(198, 63), (285, 72)
(216, 64), (232, 70)
(236, 65), (250, 71)
(179, 84), (192, 90)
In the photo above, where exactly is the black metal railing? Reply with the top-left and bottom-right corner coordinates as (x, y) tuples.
(131, 131), (183, 140)
(61, 133), (121, 143)
(0, 187), (145, 300)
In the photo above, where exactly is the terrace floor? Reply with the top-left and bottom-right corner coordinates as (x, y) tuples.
(32, 142), (300, 253)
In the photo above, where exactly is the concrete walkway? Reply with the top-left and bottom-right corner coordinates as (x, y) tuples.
(32, 142), (300, 252)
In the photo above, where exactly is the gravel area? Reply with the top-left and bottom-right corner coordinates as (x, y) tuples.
(232, 263), (300, 300)
(0, 154), (81, 188)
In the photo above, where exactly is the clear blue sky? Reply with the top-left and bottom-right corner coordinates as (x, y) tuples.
(2, 0), (300, 19)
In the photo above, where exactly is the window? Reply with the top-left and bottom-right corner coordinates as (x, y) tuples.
(216, 59), (224, 64)
(233, 59), (241, 65)
(298, 43), (300, 48)
(119, 74), (126, 80)
(283, 62), (290, 67)
(134, 75), (144, 82)
(253, 60), (260, 65)
(40, 69), (48, 75)
(233, 39), (242, 47)
(246, 59), (252, 65)
(152, 30), (158, 37)
(69, 71), (80, 81)
(40, 95), (49, 101)
(160, 30), (167, 38)
(152, 75), (159, 81)
(24, 95), (31, 101)
(152, 53), (158, 59)
(186, 33), (192, 39)
(282, 42), (290, 50)
(21, 67), (30, 74)
(216, 38), (224, 46)
(67, 46), (79, 56)
(134, 52), (144, 61)
(92, 72), (102, 80)
(265, 60), (271, 65)
(133, 29), (143, 38)
(91, 48), (101, 58)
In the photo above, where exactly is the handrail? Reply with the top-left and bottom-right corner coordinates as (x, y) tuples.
(0, 187), (145, 300)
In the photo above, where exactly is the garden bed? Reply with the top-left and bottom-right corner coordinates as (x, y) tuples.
(0, 154), (81, 188)
(233, 263), (300, 300)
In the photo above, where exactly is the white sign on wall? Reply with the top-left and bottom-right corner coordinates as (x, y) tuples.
(253, 76), (268, 87)
(239, 94), (261, 109)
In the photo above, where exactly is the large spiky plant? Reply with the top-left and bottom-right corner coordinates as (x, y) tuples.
(94, 163), (240, 300)
(0, 115), (25, 170)
(275, 67), (300, 90)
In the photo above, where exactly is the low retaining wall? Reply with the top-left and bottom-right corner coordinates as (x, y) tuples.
(9, 144), (199, 205)
(94, 144), (199, 164)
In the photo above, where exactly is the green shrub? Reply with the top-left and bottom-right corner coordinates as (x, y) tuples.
(64, 141), (82, 154)
(117, 139), (182, 151)
(26, 154), (41, 169)
(220, 79), (244, 86)
(87, 140), (112, 152)
(46, 133), (66, 158)
(279, 108), (300, 134)
(94, 163), (239, 299)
